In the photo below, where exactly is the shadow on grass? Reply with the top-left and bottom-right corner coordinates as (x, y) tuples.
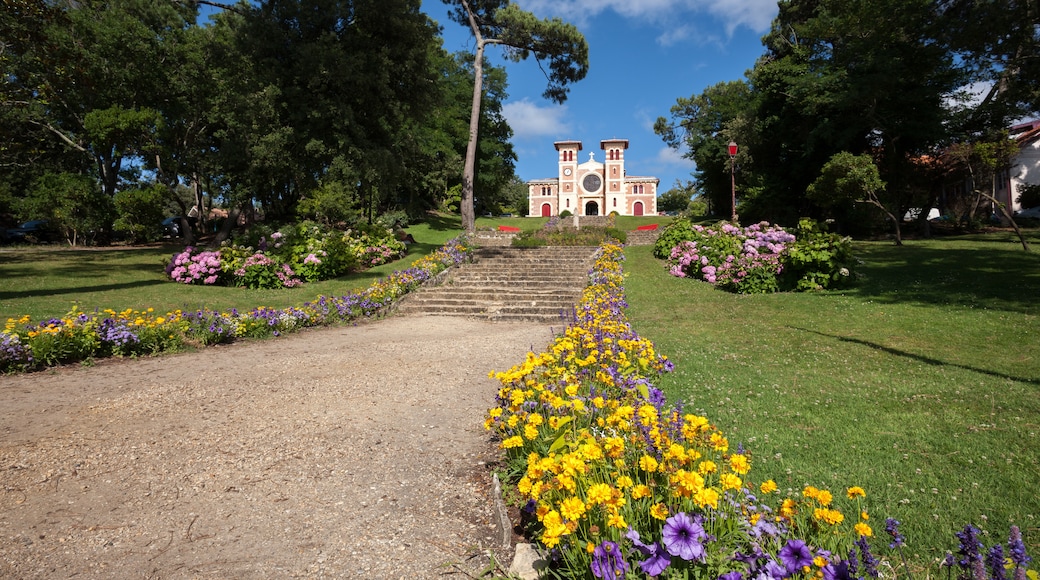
(422, 213), (461, 231)
(793, 327), (1040, 385)
(847, 243), (1040, 314)
(0, 279), (167, 300)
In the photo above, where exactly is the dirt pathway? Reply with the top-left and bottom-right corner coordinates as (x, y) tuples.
(0, 314), (554, 579)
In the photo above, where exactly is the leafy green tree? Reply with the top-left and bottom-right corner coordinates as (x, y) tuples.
(443, 0), (589, 231)
(941, 138), (1030, 250)
(806, 152), (901, 244)
(20, 172), (114, 246)
(657, 180), (698, 213)
(655, 81), (754, 220)
(112, 184), (166, 244)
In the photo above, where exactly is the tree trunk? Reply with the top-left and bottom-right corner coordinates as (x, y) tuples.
(978, 190), (1031, 251)
(460, 38), (484, 232)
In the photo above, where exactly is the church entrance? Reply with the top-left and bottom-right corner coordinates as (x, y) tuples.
(541, 203), (552, 217)
(585, 201), (599, 216)
(633, 201), (644, 216)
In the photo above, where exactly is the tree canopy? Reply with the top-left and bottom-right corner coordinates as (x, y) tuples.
(656, 0), (1039, 233)
(0, 0), (524, 241)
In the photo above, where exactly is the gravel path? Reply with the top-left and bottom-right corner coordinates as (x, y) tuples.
(0, 314), (555, 579)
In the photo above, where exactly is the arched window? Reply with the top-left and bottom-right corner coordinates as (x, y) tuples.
(613, 198), (617, 207)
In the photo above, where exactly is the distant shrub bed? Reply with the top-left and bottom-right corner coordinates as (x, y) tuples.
(165, 221), (407, 289)
(513, 216), (627, 247)
(0, 237), (471, 373)
(656, 218), (857, 293)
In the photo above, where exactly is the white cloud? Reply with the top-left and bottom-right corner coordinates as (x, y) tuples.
(657, 146), (696, 169)
(502, 98), (571, 139)
(517, 0), (778, 37)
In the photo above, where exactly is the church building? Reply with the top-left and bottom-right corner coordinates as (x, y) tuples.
(527, 139), (660, 217)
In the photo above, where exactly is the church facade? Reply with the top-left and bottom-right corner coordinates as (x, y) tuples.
(527, 139), (660, 217)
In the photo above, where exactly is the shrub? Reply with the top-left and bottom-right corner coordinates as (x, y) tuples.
(113, 185), (166, 243)
(662, 220), (856, 294)
(166, 247), (223, 285)
(560, 210), (573, 218)
(653, 217), (697, 259)
(667, 222), (793, 294)
(780, 219), (857, 291)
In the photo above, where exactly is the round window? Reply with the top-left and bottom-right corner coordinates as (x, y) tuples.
(582, 174), (602, 192)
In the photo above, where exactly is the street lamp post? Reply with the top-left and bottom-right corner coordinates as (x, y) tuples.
(727, 141), (738, 222)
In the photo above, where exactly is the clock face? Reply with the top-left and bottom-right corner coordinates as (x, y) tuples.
(563, 168), (572, 176)
(582, 174), (602, 192)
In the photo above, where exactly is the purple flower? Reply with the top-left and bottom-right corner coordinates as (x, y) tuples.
(823, 561), (853, 580)
(856, 536), (880, 578)
(885, 518), (905, 549)
(988, 545), (1006, 580)
(779, 539), (814, 576)
(957, 525), (984, 570)
(591, 540), (628, 580)
(1009, 526), (1031, 568)
(662, 512), (707, 562)
(720, 572), (744, 580)
(626, 529), (671, 577)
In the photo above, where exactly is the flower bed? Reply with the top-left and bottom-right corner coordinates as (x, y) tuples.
(165, 221), (407, 289)
(0, 237), (472, 373)
(657, 219), (857, 294)
(485, 243), (1033, 579)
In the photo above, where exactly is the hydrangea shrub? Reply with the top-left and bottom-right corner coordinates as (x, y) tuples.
(662, 220), (856, 294)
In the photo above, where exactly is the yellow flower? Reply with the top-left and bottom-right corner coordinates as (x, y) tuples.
(847, 486), (866, 499)
(489, 408), (503, 418)
(606, 511), (627, 529)
(710, 432), (729, 452)
(639, 455), (659, 473)
(814, 556), (829, 569)
(760, 480), (778, 494)
(604, 437), (625, 458)
(693, 487), (720, 510)
(861, 511), (869, 521)
(780, 498), (797, 519)
(615, 475), (633, 490)
(560, 496), (587, 522)
(672, 469), (705, 497)
(730, 454), (751, 474)
(631, 485), (652, 500)
(815, 489), (833, 506)
(697, 460), (717, 475)
(855, 523), (873, 537)
(720, 473), (742, 491)
(586, 483), (614, 506)
(524, 424), (538, 440)
(649, 503), (669, 520)
(813, 508), (844, 525)
(502, 435), (524, 449)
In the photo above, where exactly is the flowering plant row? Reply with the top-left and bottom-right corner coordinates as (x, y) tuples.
(0, 237), (471, 373)
(485, 243), (1032, 580)
(165, 222), (407, 289)
(656, 219), (857, 294)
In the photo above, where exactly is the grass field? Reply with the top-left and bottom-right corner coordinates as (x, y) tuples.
(623, 232), (1040, 568)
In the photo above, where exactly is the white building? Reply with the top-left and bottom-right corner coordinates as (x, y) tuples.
(527, 139), (660, 217)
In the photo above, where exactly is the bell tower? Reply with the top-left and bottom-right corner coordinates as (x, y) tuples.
(601, 139), (628, 214)
(555, 140), (582, 214)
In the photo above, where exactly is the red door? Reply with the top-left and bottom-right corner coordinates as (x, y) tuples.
(634, 201), (644, 216)
(541, 203), (552, 217)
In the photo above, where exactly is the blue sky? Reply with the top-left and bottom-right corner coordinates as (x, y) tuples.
(425, 0), (779, 194)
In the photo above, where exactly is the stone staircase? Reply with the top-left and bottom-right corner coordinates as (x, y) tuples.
(393, 246), (599, 323)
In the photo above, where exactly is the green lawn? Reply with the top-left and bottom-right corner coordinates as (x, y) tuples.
(623, 234), (1040, 566)
(0, 215), (468, 321)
